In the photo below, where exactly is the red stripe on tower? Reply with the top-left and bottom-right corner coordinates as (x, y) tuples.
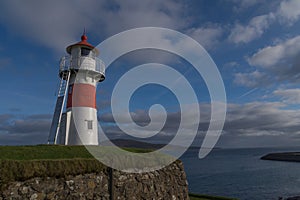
(67, 83), (96, 108)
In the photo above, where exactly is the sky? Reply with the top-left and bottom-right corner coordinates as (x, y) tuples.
(0, 0), (300, 148)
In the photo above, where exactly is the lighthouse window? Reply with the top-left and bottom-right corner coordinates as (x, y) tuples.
(81, 47), (90, 56)
(86, 120), (93, 130)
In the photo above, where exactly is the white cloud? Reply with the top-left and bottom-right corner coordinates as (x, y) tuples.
(273, 88), (300, 104)
(236, 35), (300, 87)
(229, 0), (300, 44)
(0, 0), (96, 53)
(99, 0), (185, 34)
(248, 35), (300, 68)
(278, 0), (300, 25)
(231, 0), (263, 12)
(186, 26), (223, 50)
(228, 13), (275, 44)
(234, 70), (265, 87)
(0, 0), (186, 54)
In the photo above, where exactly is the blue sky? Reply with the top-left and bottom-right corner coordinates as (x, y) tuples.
(0, 0), (300, 148)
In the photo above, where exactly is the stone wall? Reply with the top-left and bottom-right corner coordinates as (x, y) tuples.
(0, 161), (189, 200)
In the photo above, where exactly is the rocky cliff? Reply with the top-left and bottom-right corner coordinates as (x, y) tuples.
(0, 160), (189, 200)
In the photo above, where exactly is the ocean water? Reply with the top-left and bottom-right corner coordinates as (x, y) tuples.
(180, 147), (300, 200)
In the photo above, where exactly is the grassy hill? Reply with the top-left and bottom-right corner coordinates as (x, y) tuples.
(0, 145), (105, 189)
(0, 145), (93, 160)
(0, 145), (157, 186)
(0, 145), (237, 200)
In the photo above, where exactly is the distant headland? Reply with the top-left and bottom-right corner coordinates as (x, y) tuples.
(261, 152), (300, 162)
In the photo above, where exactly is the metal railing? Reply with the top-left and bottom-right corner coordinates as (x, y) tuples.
(59, 55), (105, 76)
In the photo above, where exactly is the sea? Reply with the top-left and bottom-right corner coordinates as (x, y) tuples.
(180, 147), (300, 200)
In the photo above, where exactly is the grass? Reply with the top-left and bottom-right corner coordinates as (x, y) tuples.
(0, 145), (107, 189)
(0, 145), (154, 160)
(0, 145), (238, 199)
(0, 145), (173, 188)
(0, 145), (94, 160)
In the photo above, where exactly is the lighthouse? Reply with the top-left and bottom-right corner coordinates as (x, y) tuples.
(48, 32), (105, 145)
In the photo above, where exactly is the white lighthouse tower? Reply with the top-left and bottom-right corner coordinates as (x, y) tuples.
(48, 32), (105, 145)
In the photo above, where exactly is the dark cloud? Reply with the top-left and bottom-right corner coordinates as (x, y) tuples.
(97, 100), (111, 109)
(26, 114), (52, 120)
(224, 102), (300, 135)
(0, 114), (14, 123)
(0, 114), (50, 145)
(9, 108), (22, 112)
(98, 101), (300, 147)
(1, 101), (300, 147)
(0, 119), (50, 134)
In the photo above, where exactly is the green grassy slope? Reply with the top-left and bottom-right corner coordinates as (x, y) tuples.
(0, 145), (93, 160)
(0, 145), (237, 199)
